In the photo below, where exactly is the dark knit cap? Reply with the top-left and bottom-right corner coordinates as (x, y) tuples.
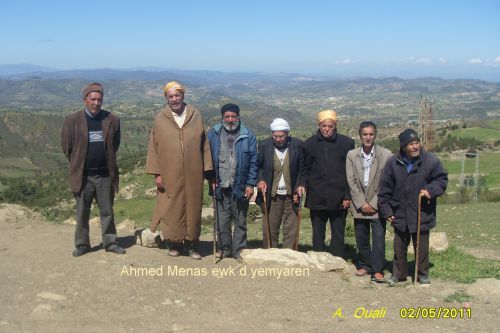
(399, 128), (420, 147)
(82, 82), (104, 98)
(221, 103), (240, 115)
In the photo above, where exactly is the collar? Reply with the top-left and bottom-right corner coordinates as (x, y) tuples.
(85, 108), (100, 119)
(361, 146), (374, 158)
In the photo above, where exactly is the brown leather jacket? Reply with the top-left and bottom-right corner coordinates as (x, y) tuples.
(61, 109), (120, 193)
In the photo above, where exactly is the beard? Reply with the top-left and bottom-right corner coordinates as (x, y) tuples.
(223, 119), (240, 132)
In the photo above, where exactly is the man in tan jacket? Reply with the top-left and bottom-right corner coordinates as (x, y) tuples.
(146, 81), (213, 260)
(61, 82), (125, 257)
(346, 121), (392, 282)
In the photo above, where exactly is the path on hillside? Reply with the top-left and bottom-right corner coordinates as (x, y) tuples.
(0, 205), (498, 332)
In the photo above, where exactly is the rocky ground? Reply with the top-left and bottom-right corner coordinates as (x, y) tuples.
(0, 203), (498, 333)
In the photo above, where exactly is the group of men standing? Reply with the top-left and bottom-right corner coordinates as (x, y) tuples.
(62, 81), (447, 284)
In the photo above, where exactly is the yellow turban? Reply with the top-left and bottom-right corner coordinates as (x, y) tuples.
(163, 81), (185, 94)
(317, 110), (338, 124)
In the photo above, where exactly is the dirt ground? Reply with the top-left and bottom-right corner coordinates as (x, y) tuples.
(0, 210), (498, 333)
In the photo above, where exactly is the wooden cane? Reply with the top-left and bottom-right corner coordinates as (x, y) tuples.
(293, 195), (303, 251)
(261, 188), (272, 249)
(414, 192), (426, 285)
(212, 195), (217, 264)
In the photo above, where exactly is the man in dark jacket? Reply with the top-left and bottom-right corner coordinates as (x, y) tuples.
(378, 129), (448, 284)
(61, 83), (125, 257)
(297, 110), (355, 258)
(208, 103), (258, 262)
(256, 118), (303, 249)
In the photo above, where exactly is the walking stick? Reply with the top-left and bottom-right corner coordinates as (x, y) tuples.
(293, 194), (303, 251)
(212, 194), (218, 264)
(414, 192), (426, 285)
(261, 188), (272, 249)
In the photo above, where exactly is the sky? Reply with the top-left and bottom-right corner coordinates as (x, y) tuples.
(1, 0), (499, 80)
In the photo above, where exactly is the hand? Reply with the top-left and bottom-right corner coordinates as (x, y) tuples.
(420, 189), (431, 200)
(257, 181), (267, 194)
(360, 203), (376, 215)
(342, 200), (351, 209)
(296, 186), (306, 197)
(209, 179), (216, 193)
(155, 175), (164, 191)
(293, 193), (299, 204)
(387, 216), (395, 224)
(245, 186), (254, 200)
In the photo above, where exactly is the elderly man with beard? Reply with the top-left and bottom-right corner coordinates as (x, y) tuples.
(146, 81), (213, 260)
(297, 110), (354, 258)
(256, 118), (304, 249)
(378, 129), (447, 284)
(207, 103), (258, 262)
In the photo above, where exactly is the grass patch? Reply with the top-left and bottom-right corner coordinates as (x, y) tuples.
(450, 127), (500, 142)
(436, 202), (499, 251)
(445, 290), (473, 303)
(430, 246), (500, 283)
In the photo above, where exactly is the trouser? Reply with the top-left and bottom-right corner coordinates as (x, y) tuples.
(216, 187), (249, 257)
(310, 209), (347, 258)
(74, 174), (117, 249)
(354, 218), (386, 274)
(393, 227), (430, 279)
(262, 195), (298, 249)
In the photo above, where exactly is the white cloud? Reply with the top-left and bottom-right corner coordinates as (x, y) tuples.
(334, 58), (352, 65)
(416, 58), (432, 64)
(438, 57), (448, 63)
(494, 56), (500, 63)
(468, 58), (483, 64)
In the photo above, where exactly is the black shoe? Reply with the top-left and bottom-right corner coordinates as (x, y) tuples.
(72, 246), (89, 257)
(418, 276), (431, 284)
(387, 275), (407, 286)
(105, 245), (126, 255)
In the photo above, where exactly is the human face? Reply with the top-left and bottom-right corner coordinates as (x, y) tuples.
(165, 88), (185, 113)
(272, 130), (289, 148)
(403, 140), (421, 159)
(222, 111), (239, 131)
(319, 119), (336, 138)
(360, 126), (376, 150)
(84, 92), (103, 115)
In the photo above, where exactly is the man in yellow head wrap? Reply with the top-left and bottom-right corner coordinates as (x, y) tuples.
(296, 109), (354, 258)
(146, 81), (213, 260)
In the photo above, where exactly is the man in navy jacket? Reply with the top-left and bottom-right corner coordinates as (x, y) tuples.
(378, 129), (448, 284)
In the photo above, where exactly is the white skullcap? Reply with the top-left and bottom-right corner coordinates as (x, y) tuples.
(270, 118), (290, 132)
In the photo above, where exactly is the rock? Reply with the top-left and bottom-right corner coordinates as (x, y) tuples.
(118, 184), (136, 200)
(171, 323), (191, 331)
(0, 203), (43, 224)
(465, 278), (500, 298)
(37, 291), (67, 301)
(307, 251), (349, 272)
(63, 218), (76, 225)
(429, 232), (449, 252)
(31, 304), (53, 320)
(408, 232), (448, 253)
(135, 228), (162, 247)
(145, 187), (157, 197)
(116, 219), (135, 232)
(240, 248), (348, 272)
(201, 207), (214, 218)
